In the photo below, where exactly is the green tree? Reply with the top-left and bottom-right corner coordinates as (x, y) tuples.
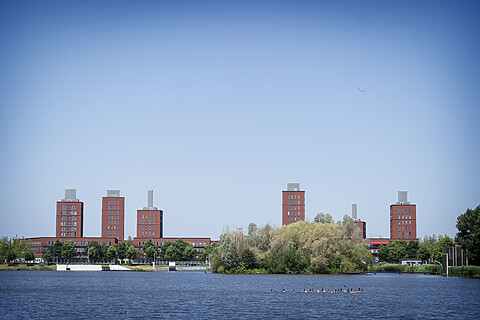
(143, 239), (158, 262)
(240, 247), (257, 269)
(0, 237), (10, 263)
(218, 235), (239, 270)
(11, 237), (32, 261)
(107, 246), (117, 262)
(417, 245), (430, 261)
(378, 241), (408, 263)
(432, 235), (454, 261)
(162, 242), (180, 261)
(183, 245), (196, 261)
(24, 249), (35, 262)
(49, 240), (64, 263)
(280, 242), (307, 272)
(61, 240), (77, 261)
(116, 242), (127, 262)
(86, 241), (104, 262)
(406, 241), (419, 258)
(126, 245), (137, 264)
(314, 212), (334, 224)
(455, 205), (480, 265)
(145, 246), (158, 261)
(43, 251), (53, 263)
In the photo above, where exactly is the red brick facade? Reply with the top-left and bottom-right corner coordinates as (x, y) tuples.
(390, 204), (417, 240)
(101, 196), (125, 240)
(353, 221), (366, 239)
(137, 209), (163, 239)
(56, 201), (84, 238)
(282, 191), (305, 226)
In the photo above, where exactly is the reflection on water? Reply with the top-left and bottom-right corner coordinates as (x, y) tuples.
(1, 271), (479, 319)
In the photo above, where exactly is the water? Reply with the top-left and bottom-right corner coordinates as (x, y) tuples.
(1, 271), (479, 319)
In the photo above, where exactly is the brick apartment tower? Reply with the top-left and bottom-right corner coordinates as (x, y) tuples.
(101, 190), (125, 240)
(352, 204), (366, 239)
(282, 183), (305, 226)
(137, 190), (163, 239)
(390, 191), (417, 240)
(56, 189), (84, 238)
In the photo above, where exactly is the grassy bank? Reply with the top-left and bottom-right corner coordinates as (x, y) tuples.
(368, 263), (441, 274)
(0, 264), (56, 271)
(448, 266), (480, 278)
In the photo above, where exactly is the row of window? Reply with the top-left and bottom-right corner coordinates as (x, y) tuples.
(60, 211), (78, 215)
(60, 205), (77, 210)
(60, 216), (77, 221)
(398, 208), (412, 214)
(142, 219), (157, 224)
(287, 200), (301, 205)
(287, 206), (302, 210)
(60, 232), (76, 237)
(398, 215), (412, 219)
(47, 240), (112, 246)
(142, 231), (155, 237)
(288, 216), (300, 222)
(60, 221), (77, 227)
(137, 241), (207, 247)
(108, 206), (120, 210)
(60, 227), (77, 232)
(287, 195), (302, 200)
(107, 200), (120, 205)
(398, 220), (412, 225)
(400, 226), (412, 231)
(142, 214), (156, 219)
(142, 225), (155, 231)
(398, 232), (412, 238)
(107, 211), (119, 215)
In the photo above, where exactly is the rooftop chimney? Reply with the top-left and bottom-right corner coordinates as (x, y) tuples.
(143, 189), (157, 210)
(352, 204), (358, 220)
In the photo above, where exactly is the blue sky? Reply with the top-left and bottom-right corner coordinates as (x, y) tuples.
(1, 1), (479, 240)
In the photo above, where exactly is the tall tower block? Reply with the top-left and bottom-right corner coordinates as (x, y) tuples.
(390, 191), (417, 240)
(56, 189), (84, 238)
(101, 190), (125, 240)
(136, 190), (163, 239)
(282, 183), (305, 226)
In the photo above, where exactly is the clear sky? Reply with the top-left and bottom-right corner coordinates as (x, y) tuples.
(1, 0), (479, 241)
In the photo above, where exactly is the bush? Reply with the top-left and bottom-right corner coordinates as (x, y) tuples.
(449, 266), (480, 278)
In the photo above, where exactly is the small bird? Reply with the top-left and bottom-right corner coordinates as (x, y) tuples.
(356, 86), (366, 92)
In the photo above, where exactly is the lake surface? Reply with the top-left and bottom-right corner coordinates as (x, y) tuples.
(1, 271), (479, 319)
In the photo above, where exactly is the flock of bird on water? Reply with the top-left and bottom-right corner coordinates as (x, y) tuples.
(223, 288), (364, 294)
(266, 288), (365, 294)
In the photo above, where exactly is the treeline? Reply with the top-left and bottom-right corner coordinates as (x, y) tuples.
(42, 240), (138, 264)
(211, 216), (373, 274)
(0, 237), (35, 263)
(141, 239), (206, 262)
(378, 235), (454, 263)
(42, 238), (205, 264)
